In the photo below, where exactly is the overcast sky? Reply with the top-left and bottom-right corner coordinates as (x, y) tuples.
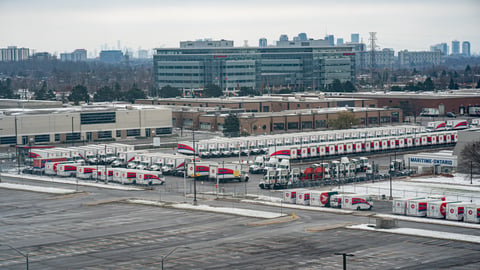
(1, 0), (479, 56)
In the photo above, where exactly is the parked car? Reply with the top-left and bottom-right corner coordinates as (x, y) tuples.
(446, 112), (456, 118)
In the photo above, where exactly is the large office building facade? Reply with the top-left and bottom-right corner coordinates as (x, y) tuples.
(153, 41), (356, 93)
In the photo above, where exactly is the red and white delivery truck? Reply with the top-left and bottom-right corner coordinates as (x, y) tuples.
(296, 190), (311, 206)
(426, 201), (461, 219)
(310, 191), (338, 207)
(283, 189), (307, 204)
(342, 194), (373, 210)
(330, 194), (344, 208)
(445, 203), (467, 221)
(463, 205), (480, 224)
(406, 199), (441, 217)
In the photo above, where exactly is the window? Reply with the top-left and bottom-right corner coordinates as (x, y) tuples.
(200, 122), (211, 130)
(380, 116), (391, 123)
(262, 125), (267, 130)
(116, 130), (122, 137)
(315, 120), (327, 128)
(172, 118), (176, 126)
(263, 106), (269, 112)
(184, 119), (193, 127)
(126, 129), (141, 137)
(155, 127), (172, 134)
(0, 136), (16, 145)
(273, 123), (285, 130)
(391, 112), (399, 122)
(302, 122), (313, 129)
(98, 131), (112, 139)
(287, 122), (299, 130)
(55, 134), (60, 141)
(368, 117), (378, 124)
(34, 134), (50, 143)
(80, 112), (116, 125)
(66, 133), (81, 141)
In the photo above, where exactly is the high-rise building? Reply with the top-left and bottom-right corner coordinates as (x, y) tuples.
(325, 35), (335, 46)
(279, 34), (289, 42)
(0, 46), (29, 62)
(430, 43), (448, 56)
(259, 38), (267, 48)
(351, 33), (360, 43)
(337, 38), (344, 45)
(451, 40), (460, 55)
(298, 33), (308, 41)
(137, 49), (149, 59)
(462, 41), (471, 56)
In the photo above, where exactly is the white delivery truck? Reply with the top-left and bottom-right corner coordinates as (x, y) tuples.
(310, 191), (338, 207)
(445, 203), (467, 221)
(45, 160), (78, 175)
(330, 194), (344, 208)
(426, 201), (461, 219)
(209, 163), (246, 182)
(446, 119), (468, 130)
(57, 163), (82, 177)
(464, 205), (480, 223)
(296, 190), (311, 206)
(76, 165), (98, 179)
(136, 171), (165, 185)
(392, 197), (424, 215)
(342, 194), (373, 210)
(406, 199), (441, 217)
(119, 169), (140, 184)
(187, 161), (217, 179)
(112, 168), (127, 183)
(426, 121), (446, 132)
(283, 189), (307, 204)
(95, 167), (114, 182)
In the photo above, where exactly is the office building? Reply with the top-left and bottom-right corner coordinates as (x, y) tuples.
(397, 50), (443, 68)
(153, 40), (356, 93)
(337, 38), (344, 45)
(137, 49), (149, 59)
(462, 41), (471, 56)
(430, 43), (448, 56)
(99, 50), (124, 63)
(0, 46), (30, 62)
(259, 38), (267, 48)
(451, 40), (460, 55)
(0, 104), (172, 145)
(351, 33), (360, 43)
(361, 49), (395, 69)
(60, 49), (87, 62)
(180, 39), (233, 48)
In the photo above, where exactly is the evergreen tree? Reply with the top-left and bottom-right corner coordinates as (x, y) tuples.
(204, 84), (223, 97)
(159, 85), (181, 98)
(223, 114), (240, 137)
(423, 77), (435, 91)
(94, 86), (115, 102)
(69, 84), (89, 105)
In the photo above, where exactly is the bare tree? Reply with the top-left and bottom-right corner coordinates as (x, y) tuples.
(458, 141), (480, 174)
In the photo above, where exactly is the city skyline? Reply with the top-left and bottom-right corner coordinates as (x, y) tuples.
(1, 0), (479, 55)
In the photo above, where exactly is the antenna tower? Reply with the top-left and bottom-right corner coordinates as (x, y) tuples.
(369, 32), (377, 88)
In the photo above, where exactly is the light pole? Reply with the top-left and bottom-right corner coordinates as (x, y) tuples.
(192, 128), (197, 205)
(1, 244), (29, 270)
(161, 246), (190, 270)
(334, 252), (354, 270)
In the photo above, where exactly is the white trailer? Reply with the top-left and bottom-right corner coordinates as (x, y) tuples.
(446, 203), (467, 221)
(392, 197), (424, 215)
(136, 171), (165, 185)
(187, 161), (216, 179)
(112, 168), (127, 183)
(406, 199), (441, 217)
(45, 160), (78, 175)
(310, 191), (338, 207)
(330, 194), (344, 208)
(446, 119), (468, 130)
(342, 194), (373, 210)
(177, 141), (195, 155)
(76, 166), (98, 179)
(95, 167), (114, 181)
(296, 190), (311, 205)
(119, 169), (140, 184)
(464, 205), (480, 223)
(426, 121), (446, 132)
(209, 163), (245, 182)
(283, 189), (306, 204)
(426, 201), (461, 219)
(57, 163), (82, 177)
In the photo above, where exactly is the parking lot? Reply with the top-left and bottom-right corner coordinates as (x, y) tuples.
(1, 172), (480, 269)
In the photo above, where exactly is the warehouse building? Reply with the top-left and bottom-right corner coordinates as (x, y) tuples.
(0, 104), (172, 145)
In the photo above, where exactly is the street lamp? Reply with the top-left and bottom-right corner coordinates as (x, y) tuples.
(1, 244), (29, 270)
(334, 252), (354, 270)
(161, 246), (191, 270)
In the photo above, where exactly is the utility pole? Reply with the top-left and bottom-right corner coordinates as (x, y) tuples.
(369, 32), (377, 89)
(193, 128), (197, 205)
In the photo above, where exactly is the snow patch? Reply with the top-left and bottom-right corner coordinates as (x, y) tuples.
(1, 173), (143, 191)
(348, 224), (480, 244)
(0, 183), (76, 194)
(127, 199), (165, 207)
(172, 203), (286, 219)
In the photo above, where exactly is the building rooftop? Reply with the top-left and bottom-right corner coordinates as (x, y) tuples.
(339, 89), (480, 99)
